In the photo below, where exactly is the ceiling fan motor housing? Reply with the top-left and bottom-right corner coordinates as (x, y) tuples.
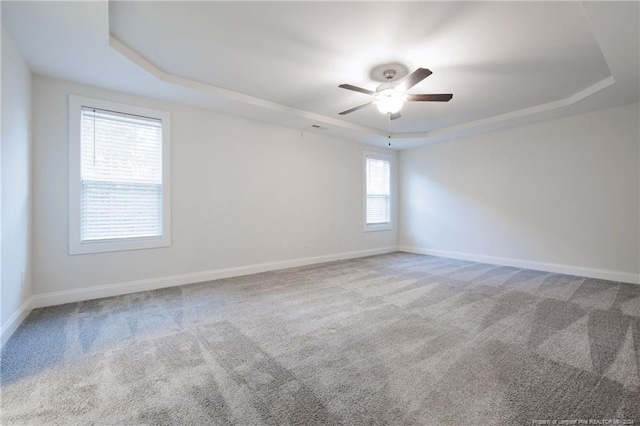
(376, 81), (397, 93)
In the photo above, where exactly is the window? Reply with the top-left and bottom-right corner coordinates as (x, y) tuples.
(364, 151), (392, 231)
(68, 95), (171, 254)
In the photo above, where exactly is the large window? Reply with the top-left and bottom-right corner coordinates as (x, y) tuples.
(68, 95), (171, 254)
(364, 151), (392, 231)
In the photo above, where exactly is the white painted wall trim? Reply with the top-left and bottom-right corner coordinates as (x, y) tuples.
(1, 247), (396, 346)
(399, 246), (640, 285)
(32, 246), (399, 309)
(7, 244), (636, 346)
(0, 297), (34, 348)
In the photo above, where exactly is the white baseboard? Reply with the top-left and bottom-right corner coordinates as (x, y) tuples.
(1, 296), (34, 349)
(32, 246), (399, 309)
(398, 246), (640, 284)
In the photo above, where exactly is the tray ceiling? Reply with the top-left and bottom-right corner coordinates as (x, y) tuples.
(3, 1), (638, 149)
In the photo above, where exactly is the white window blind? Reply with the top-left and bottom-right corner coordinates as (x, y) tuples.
(80, 107), (163, 242)
(365, 156), (391, 224)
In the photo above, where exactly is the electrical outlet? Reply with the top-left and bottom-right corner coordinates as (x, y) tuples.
(20, 271), (25, 287)
(282, 240), (289, 250)
(303, 240), (309, 249)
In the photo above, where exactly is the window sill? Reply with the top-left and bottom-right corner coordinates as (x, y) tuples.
(69, 237), (171, 255)
(363, 223), (392, 232)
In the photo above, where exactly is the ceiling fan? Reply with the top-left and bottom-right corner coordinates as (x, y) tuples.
(338, 68), (453, 120)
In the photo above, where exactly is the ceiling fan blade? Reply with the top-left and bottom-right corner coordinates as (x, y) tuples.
(389, 112), (401, 120)
(406, 93), (453, 102)
(399, 68), (432, 91)
(339, 102), (373, 115)
(339, 84), (376, 96)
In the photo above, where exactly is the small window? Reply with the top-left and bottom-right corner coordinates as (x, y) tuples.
(364, 151), (392, 231)
(68, 95), (171, 254)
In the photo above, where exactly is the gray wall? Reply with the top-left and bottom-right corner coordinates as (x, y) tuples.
(31, 75), (397, 296)
(1, 27), (32, 337)
(399, 102), (640, 280)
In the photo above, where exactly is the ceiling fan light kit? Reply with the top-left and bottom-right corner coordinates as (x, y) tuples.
(375, 89), (405, 114)
(339, 67), (453, 120)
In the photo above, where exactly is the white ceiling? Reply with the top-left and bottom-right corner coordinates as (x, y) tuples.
(3, 1), (639, 149)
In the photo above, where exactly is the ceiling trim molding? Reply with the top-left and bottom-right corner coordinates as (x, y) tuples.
(107, 0), (616, 147)
(108, 35), (388, 138)
(393, 75), (615, 141)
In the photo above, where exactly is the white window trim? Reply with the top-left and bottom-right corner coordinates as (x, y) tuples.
(68, 94), (171, 255)
(363, 150), (392, 232)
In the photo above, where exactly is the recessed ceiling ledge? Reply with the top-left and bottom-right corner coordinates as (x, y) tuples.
(391, 75), (616, 141)
(109, 33), (615, 145)
(108, 35), (388, 139)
